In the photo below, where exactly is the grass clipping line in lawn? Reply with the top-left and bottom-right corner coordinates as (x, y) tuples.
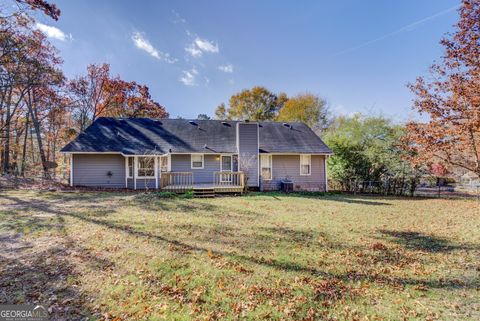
(0, 190), (479, 320)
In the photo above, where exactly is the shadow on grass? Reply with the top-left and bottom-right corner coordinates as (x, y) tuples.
(2, 193), (479, 300)
(248, 192), (394, 206)
(0, 224), (105, 319)
(0, 209), (65, 235)
(172, 223), (238, 240)
(65, 212), (480, 289)
(42, 191), (122, 202)
(378, 229), (479, 253)
(257, 226), (347, 250)
(0, 242), (87, 319)
(132, 193), (222, 213)
(262, 226), (315, 242)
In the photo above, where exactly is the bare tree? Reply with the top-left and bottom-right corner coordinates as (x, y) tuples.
(137, 148), (160, 192)
(238, 153), (256, 193)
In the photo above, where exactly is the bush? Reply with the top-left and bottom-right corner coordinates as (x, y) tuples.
(156, 191), (177, 198)
(180, 190), (194, 199)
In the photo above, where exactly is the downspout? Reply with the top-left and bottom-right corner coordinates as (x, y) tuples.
(125, 157), (128, 189)
(155, 157), (159, 189)
(134, 156), (137, 190)
(324, 155), (329, 192)
(70, 154), (73, 187)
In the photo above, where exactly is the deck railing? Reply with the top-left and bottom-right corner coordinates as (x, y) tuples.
(213, 171), (245, 188)
(160, 171), (245, 194)
(160, 172), (193, 193)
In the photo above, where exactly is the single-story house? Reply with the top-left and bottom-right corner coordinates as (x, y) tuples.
(60, 117), (332, 193)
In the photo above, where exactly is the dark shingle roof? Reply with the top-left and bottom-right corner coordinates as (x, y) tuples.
(61, 117), (332, 155)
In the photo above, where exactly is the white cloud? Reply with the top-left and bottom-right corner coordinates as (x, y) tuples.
(179, 68), (198, 86)
(185, 43), (202, 58)
(194, 37), (219, 53)
(172, 9), (187, 24)
(35, 23), (71, 41)
(185, 36), (219, 58)
(131, 32), (177, 63)
(218, 64), (233, 73)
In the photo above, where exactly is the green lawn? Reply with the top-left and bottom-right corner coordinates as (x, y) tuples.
(0, 190), (478, 320)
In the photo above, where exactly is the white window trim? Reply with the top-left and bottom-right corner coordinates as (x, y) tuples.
(191, 154), (204, 169)
(261, 154), (273, 181)
(220, 155), (233, 172)
(126, 157), (133, 178)
(136, 156), (156, 179)
(300, 154), (311, 176)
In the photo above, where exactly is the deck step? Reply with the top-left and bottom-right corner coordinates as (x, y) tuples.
(193, 188), (215, 198)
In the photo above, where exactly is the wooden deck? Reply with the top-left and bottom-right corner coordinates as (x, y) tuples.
(160, 172), (245, 195)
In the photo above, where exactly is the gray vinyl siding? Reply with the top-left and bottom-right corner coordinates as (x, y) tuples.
(237, 123), (259, 187)
(73, 154), (125, 188)
(260, 155), (327, 191)
(135, 178), (156, 189)
(170, 154), (220, 183)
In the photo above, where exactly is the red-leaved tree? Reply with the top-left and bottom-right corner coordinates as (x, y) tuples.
(69, 63), (168, 131)
(403, 0), (480, 178)
(16, 0), (61, 20)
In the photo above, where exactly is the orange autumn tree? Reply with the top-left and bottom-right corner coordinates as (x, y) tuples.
(107, 79), (169, 119)
(69, 63), (168, 131)
(403, 0), (480, 178)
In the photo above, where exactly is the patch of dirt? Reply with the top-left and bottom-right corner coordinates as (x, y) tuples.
(0, 233), (32, 259)
(0, 176), (67, 190)
(0, 232), (93, 320)
(0, 175), (144, 193)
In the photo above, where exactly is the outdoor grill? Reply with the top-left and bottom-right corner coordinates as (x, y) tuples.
(281, 180), (294, 193)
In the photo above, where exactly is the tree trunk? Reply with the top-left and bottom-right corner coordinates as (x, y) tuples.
(12, 118), (21, 176)
(3, 89), (12, 174)
(27, 91), (50, 179)
(30, 124), (35, 164)
(0, 111), (4, 174)
(2, 88), (26, 174)
(21, 113), (30, 176)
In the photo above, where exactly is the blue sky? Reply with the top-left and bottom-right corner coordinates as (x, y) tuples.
(34, 0), (459, 120)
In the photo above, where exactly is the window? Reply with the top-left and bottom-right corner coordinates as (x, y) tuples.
(160, 156), (169, 172)
(261, 154), (272, 180)
(137, 157), (155, 178)
(127, 157), (133, 178)
(300, 155), (311, 176)
(191, 154), (204, 169)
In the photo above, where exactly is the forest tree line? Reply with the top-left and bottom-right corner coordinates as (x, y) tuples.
(0, 1), (168, 178)
(1, 0), (479, 191)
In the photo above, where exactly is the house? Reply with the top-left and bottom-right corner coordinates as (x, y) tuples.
(60, 117), (332, 193)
